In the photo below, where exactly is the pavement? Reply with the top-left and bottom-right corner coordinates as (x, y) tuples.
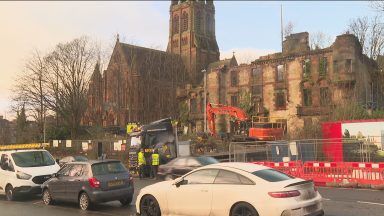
(0, 178), (383, 216)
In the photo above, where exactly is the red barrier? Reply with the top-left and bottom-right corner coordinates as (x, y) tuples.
(251, 161), (384, 187)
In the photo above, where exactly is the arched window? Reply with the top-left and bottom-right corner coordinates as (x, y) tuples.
(173, 15), (179, 34)
(196, 11), (202, 33)
(181, 12), (189, 32)
(206, 15), (211, 35)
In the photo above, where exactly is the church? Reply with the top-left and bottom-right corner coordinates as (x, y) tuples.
(83, 0), (381, 138)
(82, 0), (221, 128)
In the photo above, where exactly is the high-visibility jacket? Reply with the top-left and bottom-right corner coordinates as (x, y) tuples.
(152, 153), (160, 166)
(138, 152), (146, 165)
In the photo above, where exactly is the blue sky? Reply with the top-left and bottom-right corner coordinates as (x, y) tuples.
(0, 1), (379, 119)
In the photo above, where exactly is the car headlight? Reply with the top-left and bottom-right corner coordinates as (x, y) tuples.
(16, 171), (32, 180)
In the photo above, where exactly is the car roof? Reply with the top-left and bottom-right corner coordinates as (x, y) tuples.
(67, 159), (120, 165)
(203, 162), (268, 173)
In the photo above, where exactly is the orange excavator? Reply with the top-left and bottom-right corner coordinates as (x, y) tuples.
(206, 103), (285, 141)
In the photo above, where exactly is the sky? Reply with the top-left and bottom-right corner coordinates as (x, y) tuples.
(0, 1), (379, 120)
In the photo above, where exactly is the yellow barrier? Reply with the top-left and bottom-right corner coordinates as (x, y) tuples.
(0, 143), (49, 151)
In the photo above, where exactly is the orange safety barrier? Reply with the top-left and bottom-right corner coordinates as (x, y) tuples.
(252, 161), (303, 177)
(251, 161), (384, 187)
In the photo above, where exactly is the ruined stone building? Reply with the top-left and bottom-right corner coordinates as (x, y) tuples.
(83, 0), (219, 128)
(185, 32), (382, 136)
(83, 0), (382, 137)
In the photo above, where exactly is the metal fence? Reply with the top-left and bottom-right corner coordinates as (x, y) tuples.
(229, 137), (384, 163)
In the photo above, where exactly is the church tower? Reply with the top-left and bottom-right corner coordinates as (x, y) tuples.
(167, 0), (220, 85)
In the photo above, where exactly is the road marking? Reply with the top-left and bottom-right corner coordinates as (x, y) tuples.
(322, 198), (331, 201)
(33, 201), (43, 204)
(357, 201), (384, 206)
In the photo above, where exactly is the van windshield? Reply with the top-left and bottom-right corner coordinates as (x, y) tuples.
(12, 151), (56, 167)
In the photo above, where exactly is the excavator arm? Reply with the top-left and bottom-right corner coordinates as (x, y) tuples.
(207, 103), (248, 136)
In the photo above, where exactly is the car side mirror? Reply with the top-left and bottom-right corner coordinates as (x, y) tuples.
(52, 173), (58, 178)
(173, 178), (188, 188)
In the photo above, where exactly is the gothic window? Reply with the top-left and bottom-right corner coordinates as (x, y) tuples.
(345, 59), (352, 73)
(319, 57), (328, 77)
(172, 39), (179, 48)
(196, 11), (202, 33)
(303, 89), (312, 107)
(303, 59), (311, 78)
(231, 70), (238, 86)
(276, 64), (284, 82)
(181, 37), (188, 46)
(206, 14), (211, 35)
(252, 68), (263, 97)
(231, 95), (238, 107)
(320, 87), (330, 106)
(275, 91), (286, 110)
(173, 15), (180, 34)
(181, 12), (189, 32)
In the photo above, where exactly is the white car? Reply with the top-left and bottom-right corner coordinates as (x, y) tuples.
(0, 149), (60, 201)
(136, 162), (324, 216)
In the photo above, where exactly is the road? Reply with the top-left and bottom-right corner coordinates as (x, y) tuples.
(0, 179), (383, 216)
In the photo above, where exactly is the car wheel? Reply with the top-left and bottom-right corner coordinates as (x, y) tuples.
(5, 185), (15, 201)
(140, 195), (161, 216)
(120, 195), (133, 206)
(231, 202), (258, 216)
(42, 189), (54, 205)
(79, 192), (92, 210)
(164, 174), (173, 181)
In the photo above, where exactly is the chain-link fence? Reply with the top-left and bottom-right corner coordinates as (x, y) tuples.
(229, 137), (384, 163)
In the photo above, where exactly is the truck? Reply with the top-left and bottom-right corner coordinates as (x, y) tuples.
(128, 118), (177, 176)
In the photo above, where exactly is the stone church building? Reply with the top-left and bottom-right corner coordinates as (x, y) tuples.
(83, 0), (220, 128)
(83, 0), (382, 137)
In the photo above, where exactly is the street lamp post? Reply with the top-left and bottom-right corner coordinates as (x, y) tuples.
(202, 69), (207, 133)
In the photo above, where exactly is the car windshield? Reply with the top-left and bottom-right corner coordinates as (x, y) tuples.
(92, 162), (127, 175)
(252, 169), (294, 182)
(196, 156), (219, 166)
(12, 151), (56, 168)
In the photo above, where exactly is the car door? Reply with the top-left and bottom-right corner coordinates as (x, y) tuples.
(0, 154), (15, 192)
(210, 169), (255, 215)
(49, 164), (72, 200)
(65, 164), (86, 202)
(166, 169), (219, 216)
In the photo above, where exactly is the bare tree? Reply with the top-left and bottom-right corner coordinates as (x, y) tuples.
(310, 31), (332, 50)
(348, 15), (384, 59)
(284, 21), (295, 38)
(12, 49), (48, 142)
(368, 15), (384, 59)
(44, 36), (97, 138)
(370, 1), (384, 12)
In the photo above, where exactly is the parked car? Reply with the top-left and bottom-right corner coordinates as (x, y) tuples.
(42, 159), (134, 210)
(0, 149), (60, 201)
(58, 155), (88, 167)
(136, 162), (324, 216)
(157, 156), (219, 180)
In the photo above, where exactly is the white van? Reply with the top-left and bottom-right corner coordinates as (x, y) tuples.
(0, 149), (60, 201)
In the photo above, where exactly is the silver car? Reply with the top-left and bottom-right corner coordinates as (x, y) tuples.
(41, 160), (134, 210)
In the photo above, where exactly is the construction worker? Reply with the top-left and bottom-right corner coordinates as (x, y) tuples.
(137, 148), (146, 179)
(151, 149), (160, 179)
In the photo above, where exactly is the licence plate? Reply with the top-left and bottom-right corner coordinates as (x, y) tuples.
(304, 204), (318, 213)
(108, 180), (123, 187)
